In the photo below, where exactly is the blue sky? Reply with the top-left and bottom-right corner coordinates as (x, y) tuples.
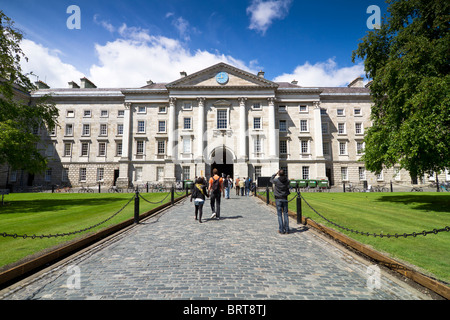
(2, 0), (389, 88)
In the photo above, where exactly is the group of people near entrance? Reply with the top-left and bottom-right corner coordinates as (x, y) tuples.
(190, 168), (291, 234)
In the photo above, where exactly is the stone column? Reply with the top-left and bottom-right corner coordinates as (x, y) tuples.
(197, 97), (205, 160)
(238, 97), (247, 160)
(117, 102), (132, 187)
(313, 101), (326, 179)
(268, 97), (277, 158)
(167, 97), (176, 158)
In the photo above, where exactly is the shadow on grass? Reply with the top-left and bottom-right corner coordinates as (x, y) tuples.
(0, 197), (134, 215)
(376, 194), (450, 213)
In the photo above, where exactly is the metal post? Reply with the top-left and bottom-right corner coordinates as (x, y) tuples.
(343, 182), (346, 193)
(171, 186), (174, 205)
(297, 191), (302, 224)
(134, 188), (140, 224)
(266, 186), (269, 205)
(146, 182), (149, 193)
(98, 182), (101, 193)
(390, 180), (393, 192)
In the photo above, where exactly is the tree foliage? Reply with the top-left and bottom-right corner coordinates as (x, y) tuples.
(352, 0), (450, 178)
(0, 10), (58, 174)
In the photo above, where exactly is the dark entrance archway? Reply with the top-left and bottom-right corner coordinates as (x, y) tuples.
(210, 146), (234, 178)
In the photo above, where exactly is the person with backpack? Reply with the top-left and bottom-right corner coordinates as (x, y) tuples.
(208, 168), (224, 219)
(224, 175), (232, 199)
(190, 177), (209, 223)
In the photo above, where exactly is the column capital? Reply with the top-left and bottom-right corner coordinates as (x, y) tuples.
(197, 97), (206, 103)
(313, 101), (321, 109)
(169, 97), (177, 104)
(124, 102), (132, 110)
(238, 97), (247, 102)
(267, 97), (276, 103)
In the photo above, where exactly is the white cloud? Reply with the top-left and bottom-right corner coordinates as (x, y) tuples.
(247, 0), (292, 35)
(272, 58), (365, 87)
(93, 14), (115, 33)
(20, 39), (85, 88)
(89, 25), (255, 87)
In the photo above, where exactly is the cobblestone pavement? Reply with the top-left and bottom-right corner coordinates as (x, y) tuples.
(2, 193), (429, 300)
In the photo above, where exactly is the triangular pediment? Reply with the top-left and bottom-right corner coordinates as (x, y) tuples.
(165, 63), (278, 89)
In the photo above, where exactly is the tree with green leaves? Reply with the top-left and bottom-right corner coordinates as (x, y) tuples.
(352, 0), (449, 182)
(0, 10), (58, 175)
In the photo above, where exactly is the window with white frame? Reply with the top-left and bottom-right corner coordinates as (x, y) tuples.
(323, 142), (330, 155)
(117, 124), (123, 135)
(302, 166), (309, 179)
(83, 110), (91, 118)
(299, 105), (308, 113)
(359, 167), (366, 180)
(157, 140), (165, 154)
(82, 124), (90, 136)
(254, 136), (262, 154)
(339, 141), (347, 155)
(183, 117), (192, 130)
(279, 120), (287, 132)
(341, 167), (348, 181)
(136, 140), (144, 155)
(66, 110), (75, 118)
(157, 167), (164, 181)
(322, 122), (329, 134)
(183, 137), (191, 154)
(377, 170), (384, 181)
(338, 123), (346, 134)
(116, 142), (122, 156)
(355, 122), (363, 135)
(65, 124), (73, 136)
(217, 109), (228, 129)
(81, 142), (89, 156)
(98, 142), (106, 157)
(182, 166), (190, 180)
(64, 143), (72, 157)
(97, 168), (104, 181)
(137, 106), (146, 114)
(79, 168), (87, 182)
(158, 106), (167, 114)
(354, 108), (362, 116)
(62, 168), (69, 182)
(279, 140), (287, 154)
(100, 124), (107, 136)
(337, 108), (345, 116)
(278, 105), (286, 112)
(300, 120), (308, 132)
(100, 110), (108, 117)
(252, 102), (261, 110)
(394, 168), (401, 181)
(137, 120), (145, 133)
(158, 120), (166, 133)
(255, 166), (262, 180)
(45, 168), (52, 182)
(118, 110), (125, 117)
(253, 117), (262, 130)
(10, 170), (17, 182)
(182, 102), (192, 110)
(281, 166), (288, 178)
(356, 141), (365, 154)
(301, 140), (309, 154)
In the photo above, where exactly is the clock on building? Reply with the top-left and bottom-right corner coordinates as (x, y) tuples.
(215, 72), (229, 84)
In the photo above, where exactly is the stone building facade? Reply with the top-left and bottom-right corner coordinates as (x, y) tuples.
(3, 62), (449, 189)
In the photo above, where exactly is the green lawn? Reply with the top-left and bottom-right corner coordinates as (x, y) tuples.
(0, 192), (179, 270)
(280, 192), (450, 283)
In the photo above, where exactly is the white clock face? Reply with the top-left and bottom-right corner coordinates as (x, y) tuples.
(216, 72), (229, 84)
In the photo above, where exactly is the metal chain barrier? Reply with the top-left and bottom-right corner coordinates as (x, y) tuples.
(1, 195), (135, 239)
(138, 191), (171, 204)
(299, 194), (450, 238)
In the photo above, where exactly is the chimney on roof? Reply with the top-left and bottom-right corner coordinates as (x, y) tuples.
(291, 80), (298, 85)
(348, 77), (364, 88)
(146, 80), (154, 85)
(35, 80), (50, 89)
(180, 71), (187, 77)
(68, 81), (80, 88)
(257, 70), (265, 78)
(80, 77), (97, 88)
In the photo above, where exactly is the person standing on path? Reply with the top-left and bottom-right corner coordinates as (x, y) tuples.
(270, 169), (291, 234)
(208, 169), (224, 219)
(239, 178), (245, 196)
(235, 177), (240, 196)
(190, 177), (209, 223)
(224, 175), (232, 199)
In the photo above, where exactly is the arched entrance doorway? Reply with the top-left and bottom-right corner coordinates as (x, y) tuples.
(210, 146), (234, 178)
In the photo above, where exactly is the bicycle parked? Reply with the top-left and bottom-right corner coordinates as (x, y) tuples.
(78, 185), (94, 193)
(345, 183), (360, 193)
(373, 184), (389, 192)
(55, 185), (73, 193)
(108, 186), (122, 193)
(411, 186), (423, 192)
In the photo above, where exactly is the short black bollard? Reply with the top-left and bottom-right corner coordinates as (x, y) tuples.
(297, 191), (302, 224)
(266, 186), (269, 205)
(98, 182), (101, 193)
(390, 180), (393, 192)
(52, 185), (55, 193)
(146, 182), (149, 193)
(343, 182), (346, 193)
(171, 186), (174, 205)
(134, 189), (140, 224)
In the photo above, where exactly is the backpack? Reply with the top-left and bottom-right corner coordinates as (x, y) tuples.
(211, 176), (221, 193)
(223, 178), (229, 188)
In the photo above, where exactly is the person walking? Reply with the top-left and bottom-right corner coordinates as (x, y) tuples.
(208, 168), (224, 219)
(190, 177), (209, 223)
(224, 175), (231, 199)
(239, 178), (245, 196)
(235, 177), (240, 196)
(270, 169), (291, 234)
(245, 177), (250, 196)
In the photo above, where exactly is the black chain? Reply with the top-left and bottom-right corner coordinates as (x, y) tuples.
(1, 195), (135, 239)
(299, 194), (450, 238)
(138, 192), (171, 204)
